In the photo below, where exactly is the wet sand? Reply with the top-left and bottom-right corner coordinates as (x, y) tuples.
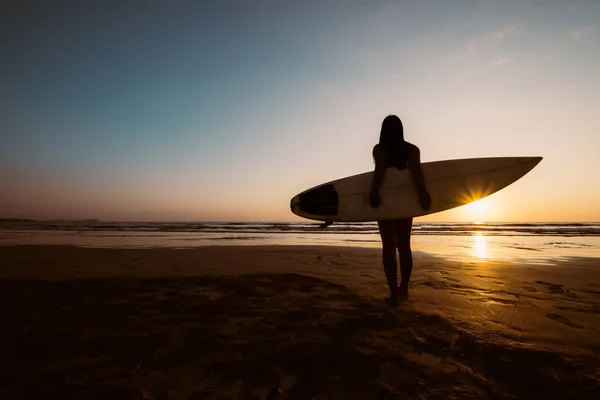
(1, 245), (599, 399)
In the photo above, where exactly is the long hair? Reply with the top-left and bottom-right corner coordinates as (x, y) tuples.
(379, 115), (409, 165)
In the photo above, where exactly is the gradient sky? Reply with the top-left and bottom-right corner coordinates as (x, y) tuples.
(1, 0), (599, 222)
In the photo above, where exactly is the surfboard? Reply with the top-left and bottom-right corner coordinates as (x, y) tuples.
(290, 156), (542, 222)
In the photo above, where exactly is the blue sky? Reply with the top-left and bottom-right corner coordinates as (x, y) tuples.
(1, 0), (599, 221)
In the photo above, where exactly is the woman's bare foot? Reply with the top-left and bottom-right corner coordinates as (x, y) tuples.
(386, 296), (399, 308)
(398, 283), (409, 299)
(386, 288), (399, 308)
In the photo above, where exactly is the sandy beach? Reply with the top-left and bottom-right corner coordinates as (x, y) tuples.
(4, 0), (600, 399)
(1, 245), (599, 399)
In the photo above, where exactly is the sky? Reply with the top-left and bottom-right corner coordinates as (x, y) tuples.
(1, 0), (599, 222)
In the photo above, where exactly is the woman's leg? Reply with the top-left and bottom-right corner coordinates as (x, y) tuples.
(394, 218), (413, 296)
(377, 220), (398, 304)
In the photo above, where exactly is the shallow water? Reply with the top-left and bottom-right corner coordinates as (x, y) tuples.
(1, 221), (598, 265)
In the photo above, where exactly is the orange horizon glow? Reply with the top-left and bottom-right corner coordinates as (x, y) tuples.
(2, 2), (599, 223)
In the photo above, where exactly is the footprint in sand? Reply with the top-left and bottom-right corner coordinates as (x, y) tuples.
(555, 305), (600, 315)
(545, 313), (584, 329)
(535, 281), (570, 294)
(523, 287), (537, 293)
(422, 280), (443, 289)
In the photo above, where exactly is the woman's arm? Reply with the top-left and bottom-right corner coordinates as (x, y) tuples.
(370, 145), (386, 192)
(369, 145), (386, 208)
(409, 145), (431, 211)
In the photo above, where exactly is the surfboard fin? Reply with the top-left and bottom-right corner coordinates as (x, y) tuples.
(319, 221), (334, 228)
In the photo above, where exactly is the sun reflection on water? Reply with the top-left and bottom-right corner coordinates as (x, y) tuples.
(473, 233), (489, 259)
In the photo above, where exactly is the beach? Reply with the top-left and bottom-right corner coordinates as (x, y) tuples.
(1, 244), (599, 399)
(4, 0), (600, 398)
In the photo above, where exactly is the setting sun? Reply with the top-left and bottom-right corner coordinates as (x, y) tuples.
(462, 198), (490, 222)
(470, 199), (487, 213)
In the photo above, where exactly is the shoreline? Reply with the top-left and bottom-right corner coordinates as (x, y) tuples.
(1, 244), (599, 398)
(2, 228), (599, 265)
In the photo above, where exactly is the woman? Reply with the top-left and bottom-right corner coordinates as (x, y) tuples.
(369, 115), (431, 306)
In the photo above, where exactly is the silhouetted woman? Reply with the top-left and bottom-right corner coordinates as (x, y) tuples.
(369, 115), (431, 306)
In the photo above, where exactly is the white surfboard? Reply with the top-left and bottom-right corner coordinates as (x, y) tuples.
(290, 157), (542, 222)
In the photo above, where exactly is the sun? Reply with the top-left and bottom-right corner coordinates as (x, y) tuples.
(470, 199), (487, 213)
(463, 198), (489, 222)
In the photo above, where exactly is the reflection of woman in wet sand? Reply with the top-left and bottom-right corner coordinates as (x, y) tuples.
(369, 115), (431, 306)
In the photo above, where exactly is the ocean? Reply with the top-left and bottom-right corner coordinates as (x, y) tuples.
(1, 220), (598, 265)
